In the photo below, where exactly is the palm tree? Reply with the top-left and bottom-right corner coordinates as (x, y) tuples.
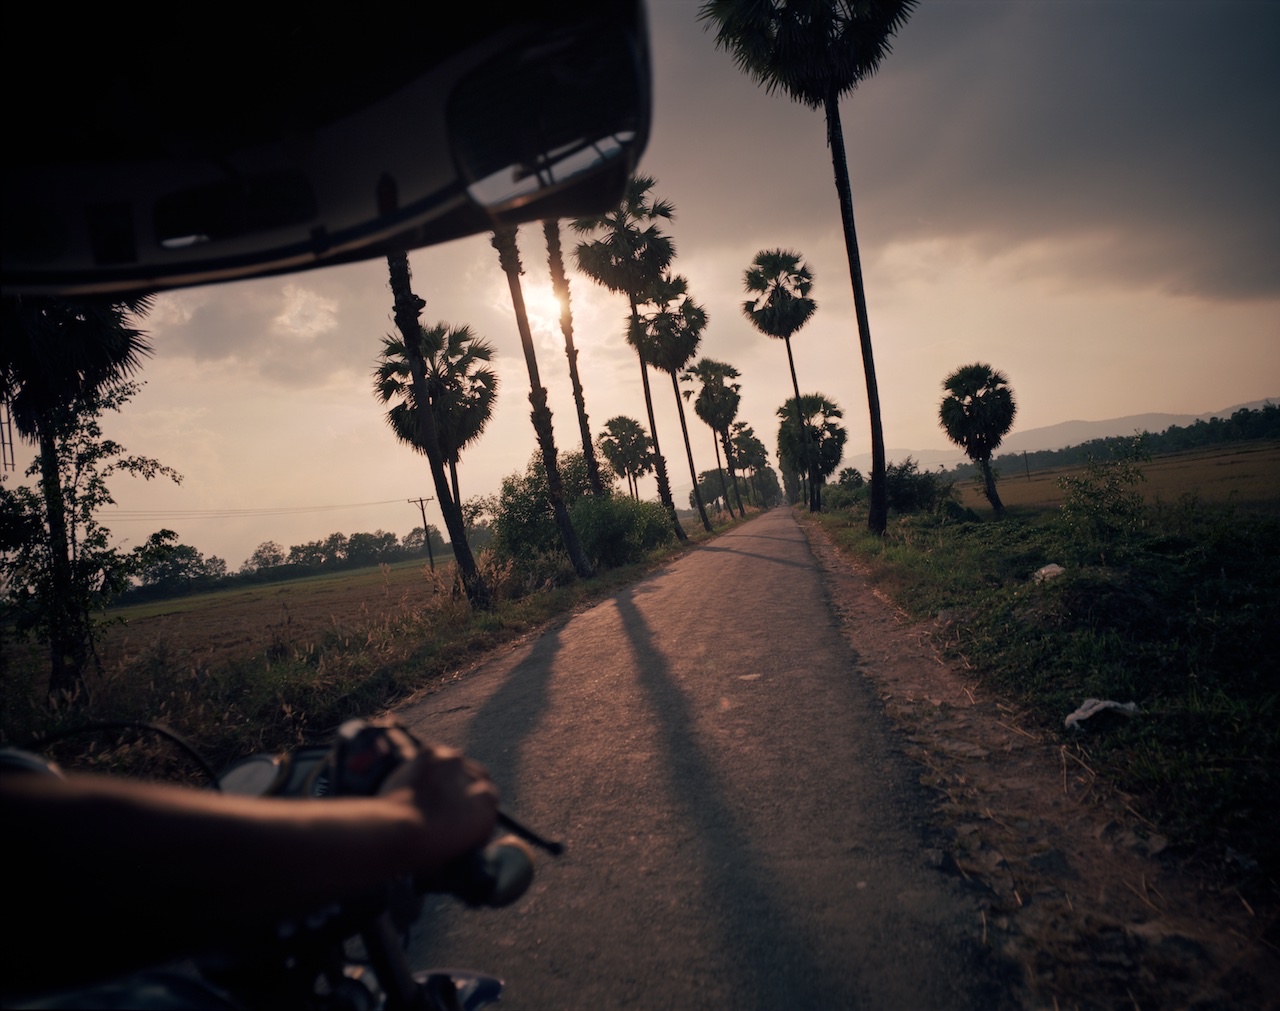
(373, 322), (498, 508)
(571, 175), (686, 541)
(939, 362), (1017, 517)
(683, 358), (745, 518)
(631, 274), (713, 532)
(384, 251), (490, 609)
(700, 0), (918, 534)
(1, 294), (153, 692)
(492, 225), (593, 578)
(777, 393), (847, 511)
(741, 249), (820, 511)
(731, 421), (770, 508)
(598, 415), (654, 499)
(543, 219), (604, 496)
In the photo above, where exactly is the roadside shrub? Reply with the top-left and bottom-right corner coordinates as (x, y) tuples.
(1056, 436), (1150, 563)
(885, 457), (957, 515)
(492, 451), (595, 563)
(571, 494), (673, 568)
(821, 484), (866, 512)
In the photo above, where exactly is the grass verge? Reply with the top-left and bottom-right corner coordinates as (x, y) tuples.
(812, 490), (1280, 882)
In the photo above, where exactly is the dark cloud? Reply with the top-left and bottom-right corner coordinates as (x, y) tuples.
(647, 1), (1280, 300)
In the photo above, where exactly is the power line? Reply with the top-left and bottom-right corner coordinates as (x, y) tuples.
(105, 499), (408, 522)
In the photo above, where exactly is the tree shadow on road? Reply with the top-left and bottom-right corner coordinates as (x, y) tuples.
(611, 585), (860, 1010)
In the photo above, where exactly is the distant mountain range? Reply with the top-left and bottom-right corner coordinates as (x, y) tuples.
(842, 398), (1278, 475)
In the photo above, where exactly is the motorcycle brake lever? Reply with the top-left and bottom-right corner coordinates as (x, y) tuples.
(497, 811), (564, 856)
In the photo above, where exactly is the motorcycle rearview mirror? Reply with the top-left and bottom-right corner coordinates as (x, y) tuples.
(1, 2), (650, 297)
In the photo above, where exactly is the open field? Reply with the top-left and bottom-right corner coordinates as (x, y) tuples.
(956, 441), (1280, 514)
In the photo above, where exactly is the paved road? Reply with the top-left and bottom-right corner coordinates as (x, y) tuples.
(398, 508), (1011, 1009)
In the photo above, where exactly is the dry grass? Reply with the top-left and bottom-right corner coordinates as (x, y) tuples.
(959, 441), (1280, 515)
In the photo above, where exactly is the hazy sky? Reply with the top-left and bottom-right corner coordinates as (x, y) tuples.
(43, 0), (1279, 567)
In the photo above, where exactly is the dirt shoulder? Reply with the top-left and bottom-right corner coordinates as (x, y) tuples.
(798, 513), (1279, 1011)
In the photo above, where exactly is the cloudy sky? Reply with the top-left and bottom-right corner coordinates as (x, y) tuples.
(54, 0), (1279, 568)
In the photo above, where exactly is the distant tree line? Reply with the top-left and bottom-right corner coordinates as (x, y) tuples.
(947, 405), (1279, 481)
(118, 521), (494, 604)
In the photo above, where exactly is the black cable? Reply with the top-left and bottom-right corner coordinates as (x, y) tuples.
(24, 721), (222, 788)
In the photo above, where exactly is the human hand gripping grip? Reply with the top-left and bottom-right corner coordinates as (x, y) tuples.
(330, 718), (557, 907)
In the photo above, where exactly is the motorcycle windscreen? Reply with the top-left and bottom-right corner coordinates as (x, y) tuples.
(1, 2), (650, 297)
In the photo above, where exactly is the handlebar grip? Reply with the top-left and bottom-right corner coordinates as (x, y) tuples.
(431, 835), (535, 908)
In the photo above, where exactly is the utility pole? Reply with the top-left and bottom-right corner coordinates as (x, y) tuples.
(408, 497), (435, 571)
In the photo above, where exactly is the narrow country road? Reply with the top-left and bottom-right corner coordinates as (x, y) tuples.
(396, 507), (1012, 1009)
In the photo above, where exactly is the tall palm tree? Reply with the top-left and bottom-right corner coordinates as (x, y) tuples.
(700, 0), (918, 534)
(492, 225), (593, 578)
(571, 175), (686, 541)
(598, 415), (654, 499)
(543, 219), (604, 496)
(1, 294), (153, 692)
(731, 421), (770, 508)
(631, 274), (712, 532)
(939, 362), (1017, 517)
(742, 249), (820, 511)
(683, 358), (745, 518)
(777, 393), (847, 511)
(384, 251), (490, 609)
(373, 322), (498, 508)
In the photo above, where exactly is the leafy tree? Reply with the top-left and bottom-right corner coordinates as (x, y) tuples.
(492, 226), (593, 579)
(543, 219), (604, 495)
(701, 0), (919, 533)
(572, 175), (686, 541)
(939, 362), (1017, 516)
(684, 358), (745, 518)
(492, 450), (599, 566)
(740, 250), (821, 511)
(1, 294), (179, 692)
(374, 321), (498, 508)
(384, 251), (489, 608)
(345, 530), (400, 567)
(0, 382), (180, 690)
(631, 274), (713, 532)
(598, 416), (654, 499)
(243, 541), (286, 573)
(777, 394), (847, 510)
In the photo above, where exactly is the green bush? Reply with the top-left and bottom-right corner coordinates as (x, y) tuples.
(885, 457), (957, 515)
(571, 494), (673, 568)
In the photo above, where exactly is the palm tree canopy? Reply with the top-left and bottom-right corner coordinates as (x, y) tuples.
(742, 249), (816, 340)
(699, 0), (918, 110)
(374, 322), (498, 465)
(683, 357), (741, 435)
(731, 421), (769, 471)
(571, 174), (675, 299)
(629, 274), (709, 375)
(938, 362), (1017, 464)
(777, 393), (846, 479)
(598, 415), (655, 478)
(1, 295), (153, 437)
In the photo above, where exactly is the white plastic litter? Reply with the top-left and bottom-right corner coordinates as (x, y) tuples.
(1065, 698), (1140, 730)
(1034, 563), (1066, 583)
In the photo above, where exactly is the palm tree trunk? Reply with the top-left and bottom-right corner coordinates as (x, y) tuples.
(449, 460), (461, 512)
(711, 436), (733, 518)
(37, 425), (83, 694)
(782, 336), (817, 513)
(630, 300), (686, 541)
(825, 91), (888, 534)
(543, 220), (604, 496)
(720, 429), (747, 518)
(493, 228), (594, 578)
(386, 250), (490, 609)
(980, 457), (1006, 517)
(671, 373), (712, 532)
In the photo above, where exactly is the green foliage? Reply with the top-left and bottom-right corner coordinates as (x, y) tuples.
(884, 457), (958, 515)
(492, 451), (592, 563)
(570, 494), (674, 569)
(1, 383), (180, 681)
(1056, 437), (1150, 562)
(814, 486), (1280, 874)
